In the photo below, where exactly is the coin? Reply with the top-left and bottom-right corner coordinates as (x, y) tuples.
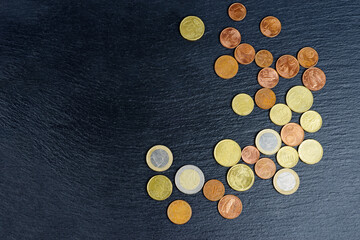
(214, 55), (239, 79)
(255, 129), (282, 155)
(214, 139), (241, 167)
(218, 195), (243, 219)
(255, 50), (273, 68)
(257, 67), (279, 88)
(273, 168), (300, 195)
(167, 200), (192, 224)
(255, 88), (276, 109)
(280, 123), (304, 147)
(203, 179), (225, 201)
(241, 146), (260, 164)
(179, 16), (205, 41)
(300, 110), (322, 133)
(269, 103), (292, 126)
(234, 43), (255, 65)
(298, 139), (323, 164)
(286, 86), (313, 113)
(232, 93), (254, 116)
(276, 146), (299, 168)
(260, 16), (281, 38)
(302, 67), (326, 91)
(297, 47), (319, 68)
(147, 175), (173, 201)
(254, 158), (276, 179)
(175, 165), (205, 194)
(276, 55), (300, 79)
(146, 145), (173, 172)
(227, 164), (255, 191)
(228, 3), (247, 21)
(220, 27), (241, 49)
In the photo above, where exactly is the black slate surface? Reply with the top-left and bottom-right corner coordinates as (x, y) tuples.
(0, 0), (359, 239)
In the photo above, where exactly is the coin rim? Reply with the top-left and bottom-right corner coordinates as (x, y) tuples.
(175, 165), (205, 194)
(227, 164), (255, 191)
(255, 129), (282, 155)
(298, 139), (323, 164)
(147, 175), (173, 201)
(167, 199), (192, 224)
(146, 145), (173, 172)
(179, 16), (205, 41)
(276, 146), (299, 168)
(300, 110), (323, 133)
(273, 168), (300, 195)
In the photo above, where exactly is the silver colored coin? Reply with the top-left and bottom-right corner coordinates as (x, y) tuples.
(273, 168), (300, 195)
(150, 149), (169, 168)
(175, 165), (205, 195)
(255, 129), (282, 155)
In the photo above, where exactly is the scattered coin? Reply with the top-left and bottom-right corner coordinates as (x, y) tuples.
(214, 139), (241, 167)
(179, 16), (205, 41)
(255, 158), (276, 179)
(146, 145), (173, 172)
(298, 139), (323, 164)
(167, 200), (192, 224)
(255, 129), (282, 155)
(255, 88), (276, 109)
(273, 168), (300, 195)
(297, 47), (319, 68)
(286, 86), (313, 113)
(241, 145), (260, 164)
(228, 3), (247, 21)
(232, 93), (254, 116)
(302, 67), (326, 91)
(220, 27), (241, 49)
(260, 16), (281, 38)
(276, 146), (299, 168)
(269, 103), (292, 126)
(276, 55), (300, 79)
(175, 165), (205, 194)
(280, 123), (304, 147)
(203, 179), (225, 201)
(234, 43), (255, 65)
(218, 195), (243, 219)
(300, 110), (322, 133)
(214, 55), (239, 79)
(147, 175), (173, 201)
(255, 50), (273, 68)
(257, 67), (279, 88)
(227, 164), (255, 191)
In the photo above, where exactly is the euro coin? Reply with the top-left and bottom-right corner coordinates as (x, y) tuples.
(255, 88), (276, 110)
(179, 16), (205, 41)
(286, 86), (313, 113)
(254, 158), (276, 179)
(214, 55), (238, 79)
(300, 110), (322, 133)
(214, 139), (241, 167)
(227, 164), (255, 191)
(175, 165), (205, 194)
(298, 139), (323, 164)
(218, 195), (243, 219)
(280, 123), (304, 147)
(276, 146), (299, 168)
(203, 179), (225, 201)
(276, 55), (300, 79)
(297, 47), (318, 68)
(234, 43), (255, 65)
(255, 49), (273, 68)
(257, 67), (279, 88)
(269, 103), (292, 126)
(220, 27), (241, 49)
(273, 168), (300, 195)
(241, 145), (260, 164)
(146, 145), (173, 172)
(167, 200), (192, 224)
(228, 3), (247, 21)
(232, 93), (254, 116)
(302, 67), (326, 91)
(255, 129), (282, 155)
(260, 16), (281, 38)
(147, 175), (173, 201)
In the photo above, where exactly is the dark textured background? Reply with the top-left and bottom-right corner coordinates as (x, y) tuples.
(0, 0), (359, 239)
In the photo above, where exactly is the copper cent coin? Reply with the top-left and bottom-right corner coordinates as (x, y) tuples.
(276, 55), (300, 79)
(214, 55), (239, 79)
(255, 50), (273, 68)
(167, 200), (192, 225)
(241, 146), (260, 164)
(255, 158), (276, 179)
(258, 67), (279, 88)
(302, 67), (326, 91)
(220, 27), (241, 49)
(260, 16), (281, 38)
(203, 179), (225, 202)
(228, 3), (247, 21)
(255, 88), (276, 109)
(280, 123), (305, 147)
(297, 47), (319, 68)
(234, 43), (255, 65)
(218, 195), (243, 219)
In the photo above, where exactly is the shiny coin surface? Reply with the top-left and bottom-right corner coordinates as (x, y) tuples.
(255, 50), (273, 68)
(286, 86), (313, 113)
(203, 179), (225, 201)
(260, 16), (281, 38)
(273, 168), (300, 195)
(232, 93), (254, 116)
(276, 146), (299, 168)
(228, 3), (247, 21)
(255, 88), (276, 109)
(214, 55), (239, 79)
(269, 103), (292, 126)
(241, 146), (260, 164)
(298, 139), (323, 164)
(147, 175), (173, 201)
(179, 16), (205, 41)
(302, 67), (326, 91)
(175, 165), (205, 194)
(297, 47), (319, 68)
(254, 158), (276, 179)
(276, 55), (300, 79)
(257, 67), (279, 88)
(214, 139), (241, 167)
(218, 195), (243, 219)
(146, 145), (173, 172)
(227, 164), (255, 191)
(220, 27), (241, 49)
(300, 110), (322, 133)
(280, 123), (304, 147)
(234, 43), (255, 65)
(255, 129), (282, 155)
(167, 200), (192, 224)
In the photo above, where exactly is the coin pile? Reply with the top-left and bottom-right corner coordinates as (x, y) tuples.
(146, 2), (326, 224)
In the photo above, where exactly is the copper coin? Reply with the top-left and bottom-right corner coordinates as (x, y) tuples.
(260, 16), (281, 38)
(255, 158), (276, 179)
(255, 88), (276, 109)
(302, 67), (326, 91)
(220, 27), (241, 49)
(214, 55), (239, 79)
(255, 50), (273, 68)
(241, 146), (260, 164)
(167, 200), (192, 224)
(203, 179), (225, 201)
(276, 55), (300, 79)
(218, 195), (243, 219)
(234, 43), (255, 65)
(297, 47), (319, 68)
(257, 68), (279, 88)
(281, 123), (305, 147)
(228, 3), (247, 21)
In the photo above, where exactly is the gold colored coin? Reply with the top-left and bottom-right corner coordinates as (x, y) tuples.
(227, 164), (255, 191)
(298, 139), (323, 164)
(273, 168), (300, 195)
(146, 145), (173, 172)
(269, 104), (292, 126)
(276, 146), (299, 168)
(300, 110), (322, 133)
(214, 139), (241, 167)
(167, 200), (192, 225)
(179, 16), (205, 41)
(286, 86), (313, 113)
(214, 55), (239, 79)
(255, 50), (273, 68)
(147, 175), (173, 201)
(232, 93), (254, 116)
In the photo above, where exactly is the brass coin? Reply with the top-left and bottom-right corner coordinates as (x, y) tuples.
(255, 88), (276, 109)
(147, 175), (173, 201)
(234, 43), (255, 65)
(260, 16), (281, 38)
(269, 103), (292, 126)
(214, 139), (241, 167)
(302, 67), (326, 91)
(228, 3), (247, 21)
(280, 123), (304, 147)
(214, 55), (239, 79)
(220, 27), (241, 49)
(203, 179), (225, 201)
(300, 110), (322, 133)
(227, 164), (255, 191)
(276, 146), (299, 168)
(241, 146), (260, 164)
(286, 86), (313, 113)
(167, 200), (192, 224)
(218, 195), (243, 219)
(298, 139), (323, 164)
(276, 55), (300, 79)
(254, 158), (276, 179)
(297, 47), (319, 68)
(146, 145), (173, 172)
(257, 67), (279, 88)
(179, 16), (205, 41)
(232, 93), (254, 116)
(273, 168), (300, 195)
(255, 50), (273, 68)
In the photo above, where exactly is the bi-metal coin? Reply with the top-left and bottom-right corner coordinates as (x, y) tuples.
(146, 145), (173, 172)
(175, 165), (205, 194)
(273, 168), (300, 195)
(255, 129), (282, 155)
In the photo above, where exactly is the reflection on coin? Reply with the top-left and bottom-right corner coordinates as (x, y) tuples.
(146, 145), (173, 172)
(276, 146), (299, 168)
(280, 123), (304, 147)
(203, 179), (225, 201)
(286, 86), (313, 113)
(147, 175), (173, 201)
(273, 168), (300, 195)
(218, 195), (243, 219)
(228, 3), (247, 21)
(179, 16), (205, 41)
(300, 110), (322, 133)
(269, 103), (292, 126)
(214, 139), (241, 167)
(167, 200), (192, 224)
(241, 146), (260, 164)
(276, 55), (300, 79)
(255, 88), (276, 110)
(302, 67), (326, 91)
(232, 93), (254, 116)
(175, 165), (205, 194)
(255, 158), (276, 179)
(257, 68), (279, 88)
(234, 43), (255, 65)
(255, 50), (273, 68)
(227, 164), (255, 191)
(220, 27), (241, 49)
(298, 139), (323, 164)
(214, 55), (239, 79)
(260, 16), (281, 38)
(255, 129), (282, 155)
(297, 47), (318, 68)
